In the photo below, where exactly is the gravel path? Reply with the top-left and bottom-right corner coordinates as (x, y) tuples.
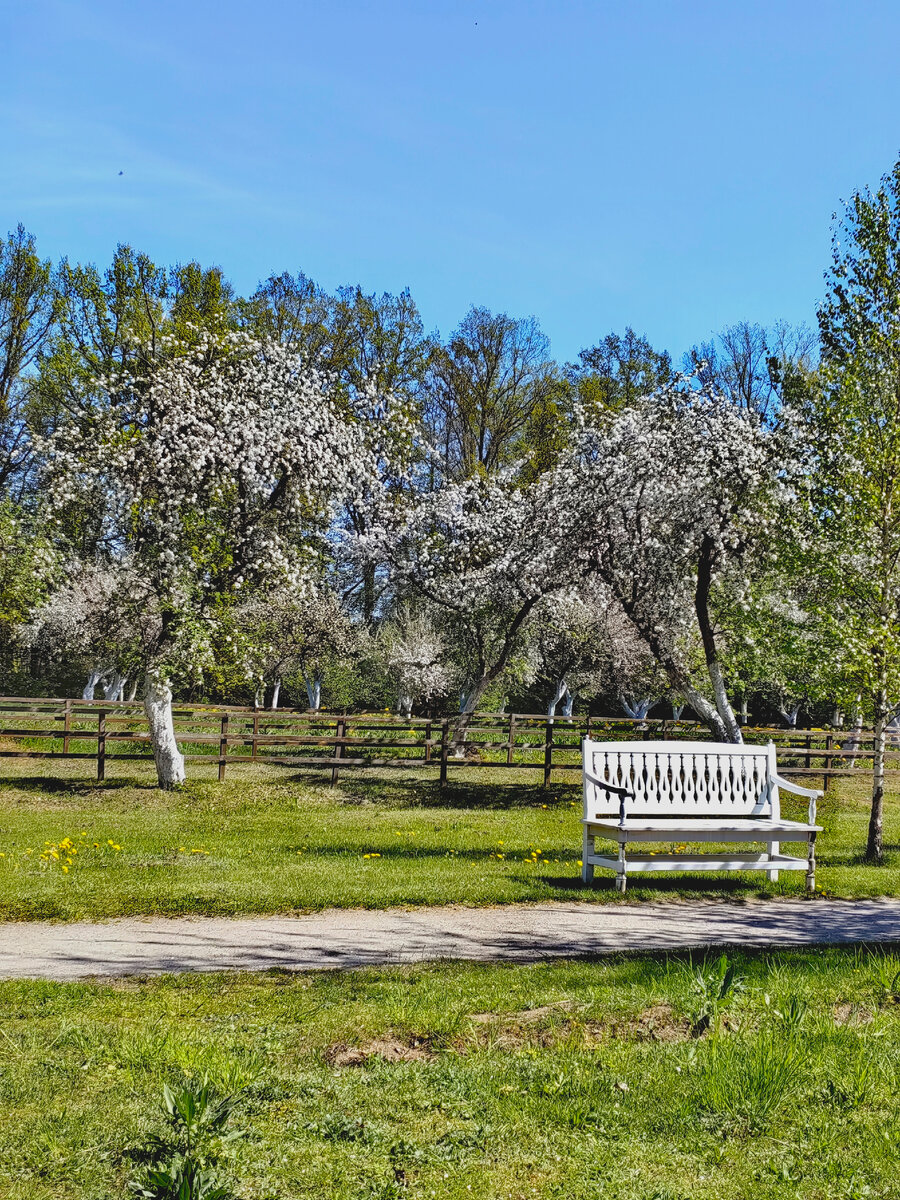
(1, 899), (899, 979)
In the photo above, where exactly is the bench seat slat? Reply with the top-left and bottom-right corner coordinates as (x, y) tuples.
(585, 818), (822, 840)
(586, 852), (812, 873)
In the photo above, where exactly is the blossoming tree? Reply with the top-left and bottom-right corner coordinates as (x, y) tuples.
(41, 335), (375, 787)
(359, 468), (574, 743)
(559, 378), (789, 743)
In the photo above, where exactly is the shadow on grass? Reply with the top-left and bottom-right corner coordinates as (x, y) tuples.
(0, 775), (136, 795)
(539, 873), (772, 896)
(296, 773), (580, 811)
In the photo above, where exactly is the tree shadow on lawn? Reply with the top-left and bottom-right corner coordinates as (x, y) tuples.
(290, 843), (579, 864)
(0, 774), (135, 796)
(301, 773), (580, 811)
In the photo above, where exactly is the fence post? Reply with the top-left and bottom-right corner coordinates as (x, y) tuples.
(805, 731), (812, 773)
(507, 713), (516, 766)
(439, 718), (449, 790)
(543, 717), (554, 789)
(63, 698), (72, 757)
(424, 719), (432, 764)
(824, 732), (833, 791)
(97, 709), (106, 782)
(331, 717), (345, 787)
(218, 712), (229, 782)
(251, 709), (259, 760)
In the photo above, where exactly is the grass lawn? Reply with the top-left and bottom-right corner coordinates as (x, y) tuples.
(2, 947), (900, 1199)
(0, 757), (898, 920)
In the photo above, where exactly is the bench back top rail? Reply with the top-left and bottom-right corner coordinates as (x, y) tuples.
(583, 739), (779, 819)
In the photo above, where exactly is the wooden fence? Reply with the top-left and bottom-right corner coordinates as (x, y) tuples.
(0, 696), (891, 789)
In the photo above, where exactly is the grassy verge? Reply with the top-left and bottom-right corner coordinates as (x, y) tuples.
(2, 947), (900, 1198)
(0, 757), (897, 920)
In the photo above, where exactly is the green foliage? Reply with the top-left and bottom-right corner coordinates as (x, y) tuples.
(689, 952), (747, 1034)
(128, 1078), (243, 1200)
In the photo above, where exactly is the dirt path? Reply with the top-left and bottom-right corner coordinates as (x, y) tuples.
(1, 898), (899, 979)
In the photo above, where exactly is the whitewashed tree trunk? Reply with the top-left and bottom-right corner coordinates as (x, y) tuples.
(738, 696), (749, 725)
(831, 706), (843, 728)
(621, 695), (653, 720)
(777, 700), (801, 728)
(270, 678), (282, 710)
(561, 688), (576, 718)
(83, 668), (104, 701)
(254, 685), (264, 708)
(103, 673), (126, 702)
(398, 690), (414, 718)
(303, 672), (322, 712)
(144, 672), (185, 789)
(126, 679), (139, 702)
(547, 678), (568, 718)
(672, 702), (685, 721)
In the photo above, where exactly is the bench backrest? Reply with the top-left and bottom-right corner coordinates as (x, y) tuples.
(582, 739), (779, 820)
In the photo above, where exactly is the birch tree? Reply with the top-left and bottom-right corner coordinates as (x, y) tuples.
(41, 334), (375, 787)
(800, 157), (900, 862)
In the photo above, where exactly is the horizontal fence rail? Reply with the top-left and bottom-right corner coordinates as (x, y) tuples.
(0, 696), (892, 789)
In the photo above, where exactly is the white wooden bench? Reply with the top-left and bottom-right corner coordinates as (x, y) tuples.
(581, 739), (822, 893)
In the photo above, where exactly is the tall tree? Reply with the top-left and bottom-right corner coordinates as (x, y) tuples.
(570, 327), (671, 420)
(802, 157), (900, 862)
(0, 225), (57, 497)
(425, 307), (554, 479)
(686, 320), (817, 423)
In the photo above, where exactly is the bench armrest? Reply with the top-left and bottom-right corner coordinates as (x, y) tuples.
(583, 770), (634, 825)
(583, 771), (633, 797)
(773, 774), (822, 825)
(773, 774), (822, 800)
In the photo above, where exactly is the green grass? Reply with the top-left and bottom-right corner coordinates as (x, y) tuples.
(0, 756), (898, 920)
(2, 947), (900, 1198)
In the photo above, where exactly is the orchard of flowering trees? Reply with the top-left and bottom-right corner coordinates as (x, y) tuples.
(7, 156), (900, 859)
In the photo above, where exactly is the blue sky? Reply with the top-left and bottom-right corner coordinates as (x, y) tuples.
(5, 0), (900, 362)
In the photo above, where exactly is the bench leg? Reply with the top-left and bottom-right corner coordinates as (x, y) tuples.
(806, 833), (816, 894)
(581, 827), (594, 884)
(616, 839), (627, 894)
(767, 840), (779, 883)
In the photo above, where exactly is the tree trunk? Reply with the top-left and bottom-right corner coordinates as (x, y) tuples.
(103, 672), (126, 702)
(547, 678), (568, 718)
(867, 667), (889, 863)
(144, 672), (186, 790)
(83, 668), (104, 701)
(126, 679), (139, 702)
(695, 536), (743, 743)
(561, 688), (576, 718)
(270, 678), (281, 710)
(398, 690), (414, 719)
(303, 672), (322, 712)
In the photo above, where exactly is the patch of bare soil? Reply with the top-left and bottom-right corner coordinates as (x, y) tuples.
(325, 1037), (433, 1067)
(833, 1002), (875, 1026)
(466, 1000), (691, 1049)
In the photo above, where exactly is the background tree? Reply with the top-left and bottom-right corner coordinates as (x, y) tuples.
(686, 320), (817, 423)
(425, 307), (554, 480)
(376, 606), (454, 717)
(569, 327), (671, 421)
(0, 225), (58, 498)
